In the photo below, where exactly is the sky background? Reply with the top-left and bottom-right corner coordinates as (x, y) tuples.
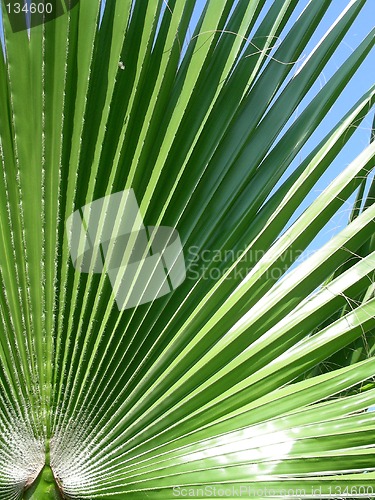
(0, 0), (374, 255)
(186, 0), (375, 255)
(261, 0), (375, 252)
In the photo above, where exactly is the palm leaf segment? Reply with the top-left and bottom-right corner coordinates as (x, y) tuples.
(0, 0), (375, 498)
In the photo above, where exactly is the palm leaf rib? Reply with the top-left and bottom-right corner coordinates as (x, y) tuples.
(0, 0), (375, 498)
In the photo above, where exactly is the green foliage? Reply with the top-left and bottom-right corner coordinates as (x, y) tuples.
(0, 0), (374, 498)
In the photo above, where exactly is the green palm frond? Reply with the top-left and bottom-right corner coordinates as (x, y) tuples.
(0, 0), (375, 498)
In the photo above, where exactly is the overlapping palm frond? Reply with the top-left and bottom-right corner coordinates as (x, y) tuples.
(0, 0), (375, 498)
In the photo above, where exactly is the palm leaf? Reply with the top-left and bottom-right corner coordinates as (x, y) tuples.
(0, 0), (375, 498)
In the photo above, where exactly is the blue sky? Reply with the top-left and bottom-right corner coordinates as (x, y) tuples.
(243, 0), (375, 253)
(172, 0), (375, 251)
(270, 0), (375, 249)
